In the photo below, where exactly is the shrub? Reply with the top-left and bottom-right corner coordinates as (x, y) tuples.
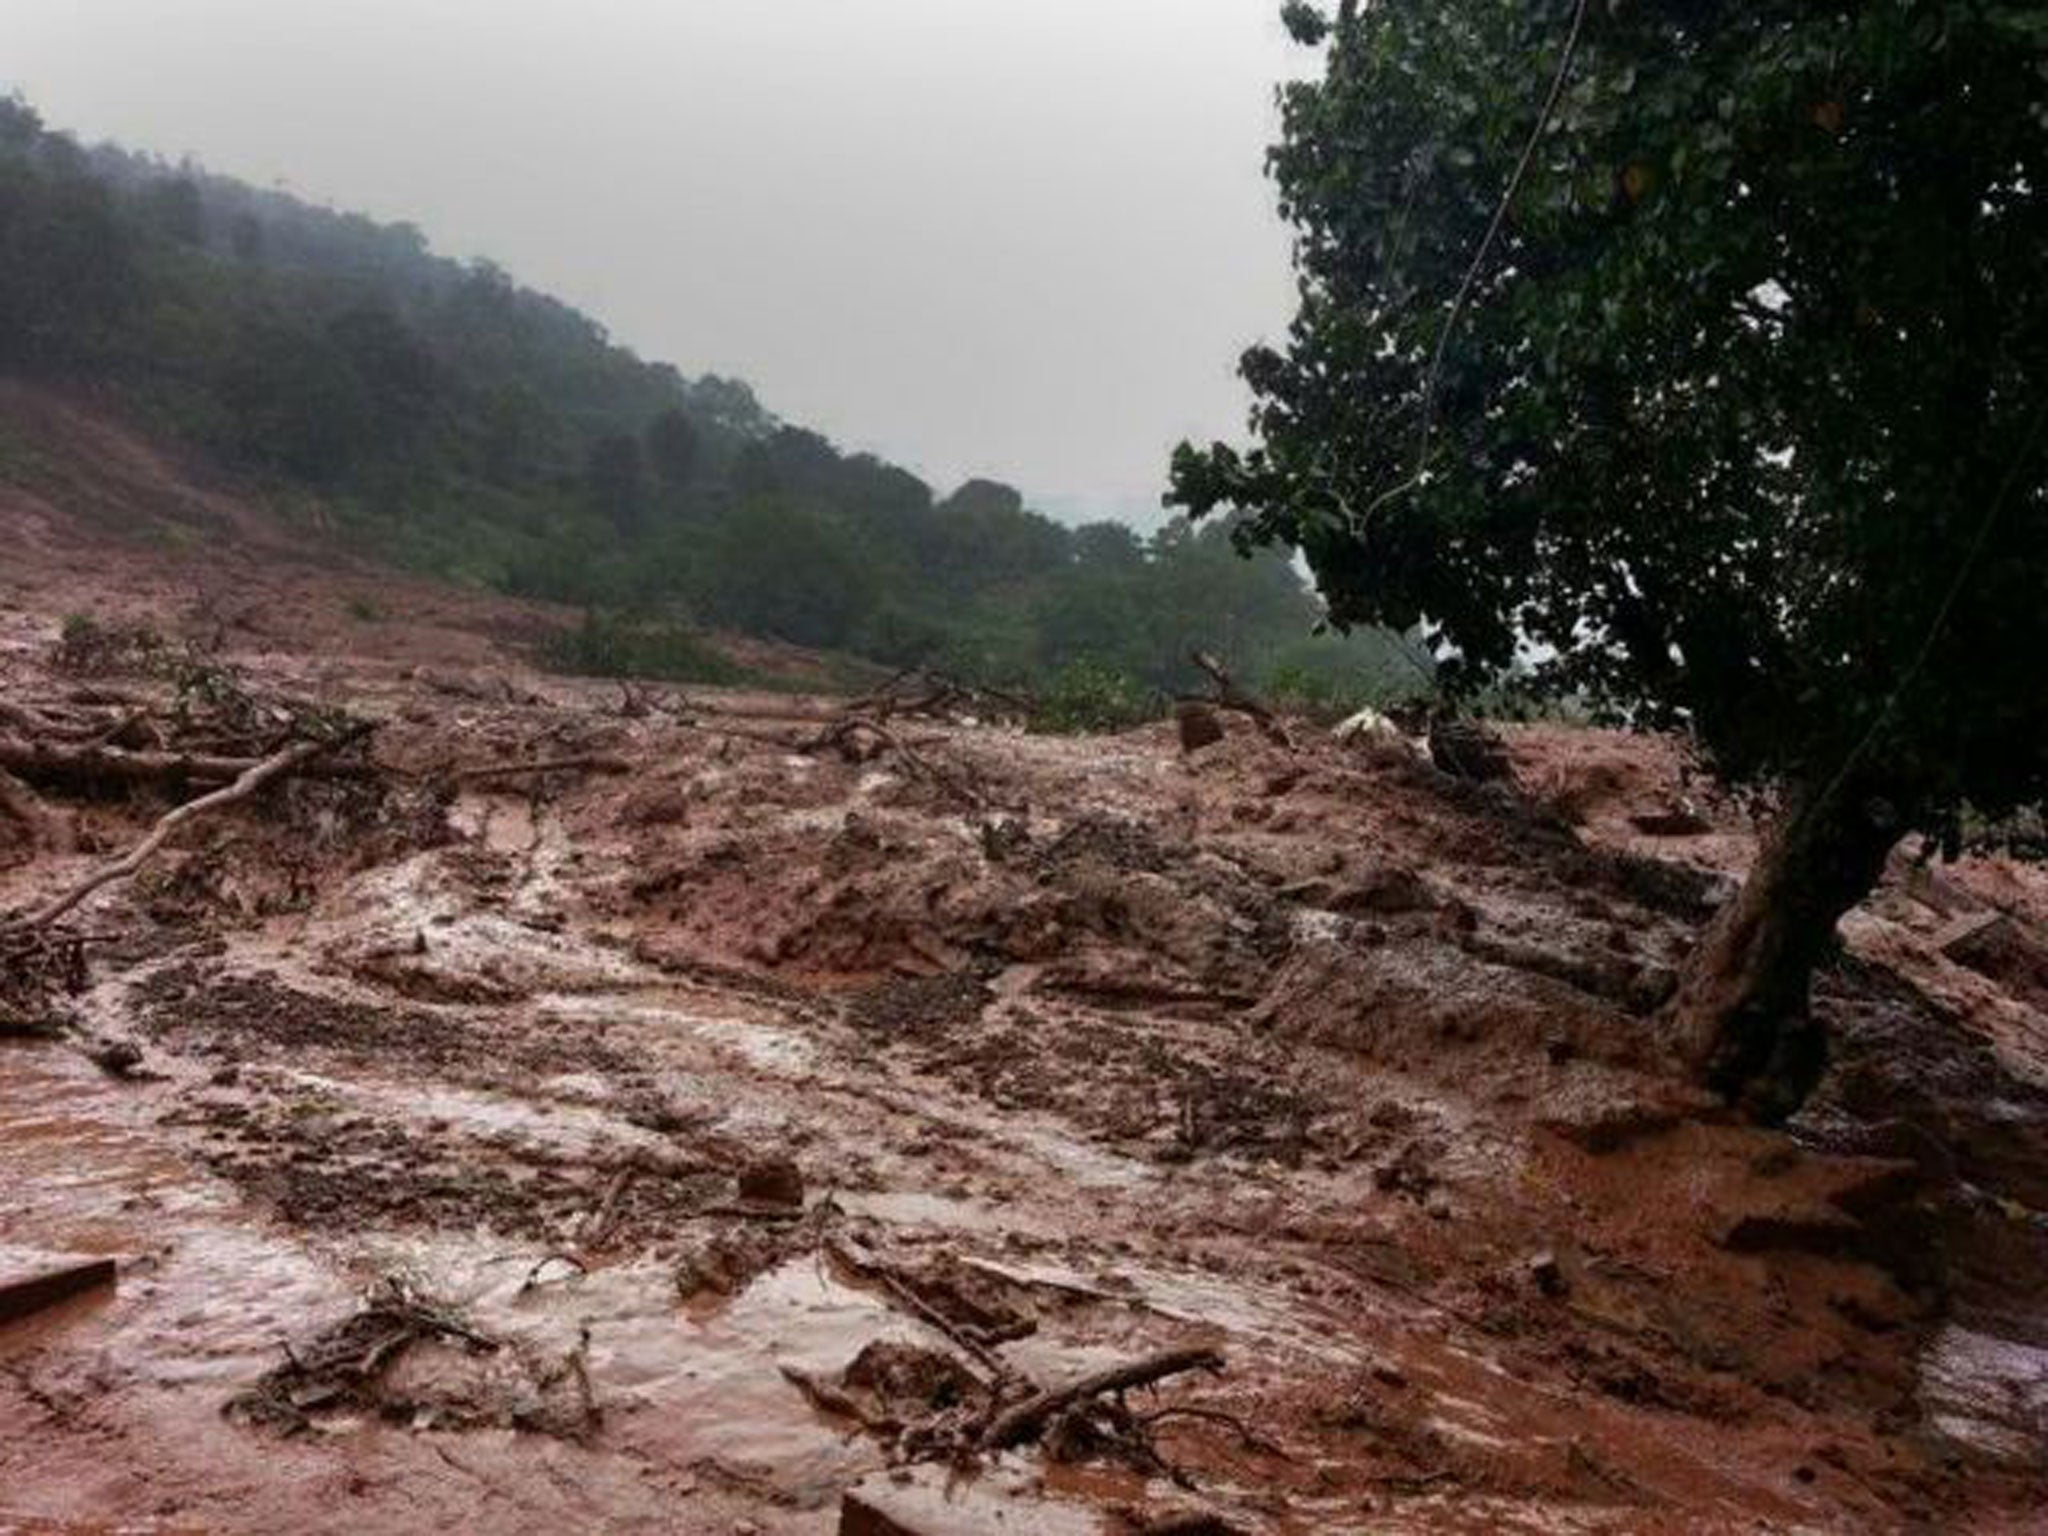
(543, 611), (745, 686)
(1029, 660), (1159, 735)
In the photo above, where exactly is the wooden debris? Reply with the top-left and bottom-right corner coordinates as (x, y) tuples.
(448, 754), (632, 783)
(0, 1247), (117, 1325)
(803, 716), (990, 810)
(982, 1344), (1226, 1449)
(4, 727), (370, 931)
(1427, 717), (1512, 781)
(224, 1278), (499, 1434)
(0, 735), (375, 791)
(1187, 651), (1291, 748)
(826, 1236), (1012, 1383)
(847, 668), (1034, 727)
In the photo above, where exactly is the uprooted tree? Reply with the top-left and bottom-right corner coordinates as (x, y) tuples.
(1171, 1), (2048, 1119)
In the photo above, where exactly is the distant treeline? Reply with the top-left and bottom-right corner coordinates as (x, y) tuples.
(0, 95), (1423, 705)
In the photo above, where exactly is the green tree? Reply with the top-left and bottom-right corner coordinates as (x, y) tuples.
(585, 433), (649, 538)
(142, 175), (205, 246)
(218, 317), (376, 480)
(1171, 1), (2048, 1118)
(701, 497), (878, 649)
(0, 135), (137, 367)
(645, 406), (700, 487)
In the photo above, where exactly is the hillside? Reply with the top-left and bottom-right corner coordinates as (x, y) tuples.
(0, 377), (835, 690)
(0, 94), (1421, 706)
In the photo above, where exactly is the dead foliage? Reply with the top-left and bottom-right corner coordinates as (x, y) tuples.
(224, 1278), (501, 1435)
(0, 928), (86, 1036)
(224, 1277), (602, 1441)
(846, 667), (1035, 727)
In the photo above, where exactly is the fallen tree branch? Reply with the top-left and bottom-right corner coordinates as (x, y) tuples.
(0, 700), (102, 740)
(680, 719), (809, 750)
(6, 729), (367, 931)
(0, 735), (376, 791)
(448, 754), (632, 783)
(580, 1165), (639, 1250)
(225, 1277), (499, 1435)
(803, 716), (989, 810)
(982, 1345), (1225, 1449)
(826, 1236), (1011, 1384)
(847, 668), (1035, 726)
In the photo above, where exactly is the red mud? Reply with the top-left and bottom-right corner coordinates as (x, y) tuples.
(2, 388), (2045, 1533)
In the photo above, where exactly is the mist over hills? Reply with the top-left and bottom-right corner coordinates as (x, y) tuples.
(0, 94), (1419, 706)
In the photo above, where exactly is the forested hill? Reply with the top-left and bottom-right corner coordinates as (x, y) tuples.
(0, 95), (1419, 707)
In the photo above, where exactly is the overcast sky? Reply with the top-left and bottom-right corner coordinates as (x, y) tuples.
(3, 0), (1306, 524)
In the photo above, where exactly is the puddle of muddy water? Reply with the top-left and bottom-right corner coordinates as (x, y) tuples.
(0, 1044), (351, 1391)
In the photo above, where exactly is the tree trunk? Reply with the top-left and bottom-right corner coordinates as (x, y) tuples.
(1669, 782), (1905, 1123)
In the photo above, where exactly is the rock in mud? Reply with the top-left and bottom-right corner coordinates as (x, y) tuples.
(1327, 863), (1436, 916)
(1629, 807), (1713, 837)
(1373, 1139), (1439, 1198)
(87, 1038), (143, 1077)
(841, 1339), (982, 1418)
(1537, 1091), (1697, 1154)
(840, 1465), (1109, 1536)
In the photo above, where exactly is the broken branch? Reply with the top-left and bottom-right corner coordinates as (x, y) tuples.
(1187, 651), (1291, 748)
(982, 1345), (1226, 1449)
(448, 754), (632, 783)
(826, 1236), (1010, 1383)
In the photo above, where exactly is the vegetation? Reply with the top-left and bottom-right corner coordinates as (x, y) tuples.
(0, 94), (1418, 705)
(542, 611), (746, 687)
(1173, 1), (2048, 1117)
(1029, 660), (1162, 735)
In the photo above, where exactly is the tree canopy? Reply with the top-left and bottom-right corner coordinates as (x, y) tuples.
(1174, 0), (2047, 824)
(1171, 0), (2047, 1115)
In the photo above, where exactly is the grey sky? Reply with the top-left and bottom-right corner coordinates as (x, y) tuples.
(3, 0), (1306, 523)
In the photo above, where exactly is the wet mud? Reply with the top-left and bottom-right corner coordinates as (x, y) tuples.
(3, 524), (2046, 1531)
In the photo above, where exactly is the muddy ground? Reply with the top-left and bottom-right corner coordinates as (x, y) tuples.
(2, 396), (2046, 1533)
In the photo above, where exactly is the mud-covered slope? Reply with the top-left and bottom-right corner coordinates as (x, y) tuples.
(2, 555), (2045, 1532)
(0, 380), (837, 691)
